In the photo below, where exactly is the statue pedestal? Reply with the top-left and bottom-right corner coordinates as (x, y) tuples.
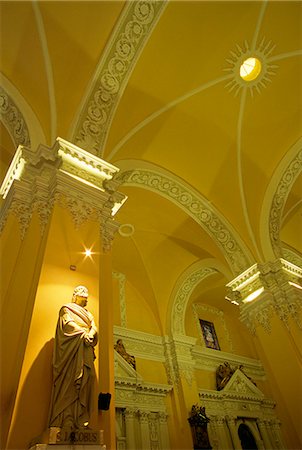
(29, 428), (106, 449)
(29, 446), (106, 450)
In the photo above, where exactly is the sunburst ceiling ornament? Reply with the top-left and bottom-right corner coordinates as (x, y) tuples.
(224, 38), (278, 96)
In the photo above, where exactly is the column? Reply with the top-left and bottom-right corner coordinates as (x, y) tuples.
(99, 246), (116, 449)
(212, 417), (233, 450)
(139, 410), (151, 450)
(124, 408), (137, 450)
(226, 416), (242, 449)
(163, 334), (198, 449)
(158, 412), (170, 450)
(0, 138), (127, 450)
(257, 419), (273, 449)
(270, 419), (285, 450)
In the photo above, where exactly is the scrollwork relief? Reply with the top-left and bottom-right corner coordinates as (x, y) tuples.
(74, 1), (167, 155)
(269, 150), (302, 257)
(0, 87), (31, 148)
(118, 168), (251, 275)
(172, 267), (216, 335)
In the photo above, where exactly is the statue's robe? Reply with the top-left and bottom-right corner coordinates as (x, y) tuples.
(49, 302), (98, 429)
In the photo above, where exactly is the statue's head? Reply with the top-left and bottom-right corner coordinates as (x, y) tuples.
(72, 285), (89, 307)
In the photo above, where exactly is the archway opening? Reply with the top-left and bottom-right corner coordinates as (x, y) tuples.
(238, 423), (258, 450)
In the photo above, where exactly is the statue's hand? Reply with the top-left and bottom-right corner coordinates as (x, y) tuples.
(84, 334), (94, 346)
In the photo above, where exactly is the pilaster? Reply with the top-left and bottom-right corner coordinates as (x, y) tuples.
(124, 408), (137, 449)
(0, 138), (126, 449)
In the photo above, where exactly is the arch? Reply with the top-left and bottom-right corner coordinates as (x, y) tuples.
(238, 423), (258, 450)
(260, 137), (302, 260)
(70, 1), (167, 156)
(116, 160), (254, 276)
(167, 258), (232, 336)
(0, 75), (46, 151)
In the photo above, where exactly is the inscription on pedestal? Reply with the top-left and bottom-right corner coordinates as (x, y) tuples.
(49, 428), (100, 445)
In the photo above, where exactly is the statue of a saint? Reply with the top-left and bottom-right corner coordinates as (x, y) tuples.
(48, 285), (98, 430)
(114, 339), (136, 370)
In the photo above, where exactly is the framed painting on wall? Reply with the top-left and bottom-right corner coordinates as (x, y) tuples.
(199, 319), (220, 350)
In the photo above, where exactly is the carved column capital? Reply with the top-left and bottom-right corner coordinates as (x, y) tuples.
(0, 138), (127, 245)
(226, 259), (302, 333)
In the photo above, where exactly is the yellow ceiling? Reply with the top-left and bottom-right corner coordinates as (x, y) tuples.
(1, 0), (301, 332)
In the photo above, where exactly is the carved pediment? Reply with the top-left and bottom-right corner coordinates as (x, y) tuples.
(114, 350), (143, 382)
(222, 369), (263, 398)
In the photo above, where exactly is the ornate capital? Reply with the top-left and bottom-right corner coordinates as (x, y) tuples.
(226, 259), (302, 333)
(0, 138), (127, 244)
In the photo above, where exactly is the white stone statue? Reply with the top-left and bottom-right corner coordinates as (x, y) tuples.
(48, 285), (98, 430)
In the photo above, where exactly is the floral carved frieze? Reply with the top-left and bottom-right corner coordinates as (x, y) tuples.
(73, 1), (167, 155)
(172, 267), (216, 335)
(269, 149), (302, 257)
(117, 169), (252, 275)
(0, 87), (31, 148)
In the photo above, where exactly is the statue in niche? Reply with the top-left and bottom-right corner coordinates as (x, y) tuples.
(188, 404), (212, 450)
(216, 362), (234, 390)
(48, 285), (98, 430)
(114, 339), (136, 370)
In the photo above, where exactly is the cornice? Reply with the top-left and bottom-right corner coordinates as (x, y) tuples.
(72, 1), (167, 155)
(114, 325), (165, 362)
(0, 139), (126, 250)
(192, 345), (265, 380)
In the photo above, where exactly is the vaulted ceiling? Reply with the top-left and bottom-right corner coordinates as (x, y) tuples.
(1, 1), (301, 334)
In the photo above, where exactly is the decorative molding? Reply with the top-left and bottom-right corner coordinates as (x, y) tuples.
(1, 74), (46, 150)
(171, 267), (217, 335)
(281, 247), (302, 268)
(72, 1), (167, 155)
(226, 259), (302, 334)
(193, 303), (233, 353)
(0, 87), (31, 148)
(113, 271), (127, 327)
(260, 138), (302, 260)
(0, 138), (126, 249)
(269, 149), (302, 257)
(162, 334), (196, 389)
(199, 370), (276, 417)
(192, 345), (265, 380)
(117, 166), (253, 275)
(224, 38), (278, 97)
(114, 325), (165, 362)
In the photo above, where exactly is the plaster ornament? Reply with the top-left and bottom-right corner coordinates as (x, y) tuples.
(73, 0), (167, 154)
(117, 168), (252, 275)
(0, 87), (31, 148)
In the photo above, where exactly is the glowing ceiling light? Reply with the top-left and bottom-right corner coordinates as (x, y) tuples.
(240, 57), (262, 81)
(85, 249), (92, 257)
